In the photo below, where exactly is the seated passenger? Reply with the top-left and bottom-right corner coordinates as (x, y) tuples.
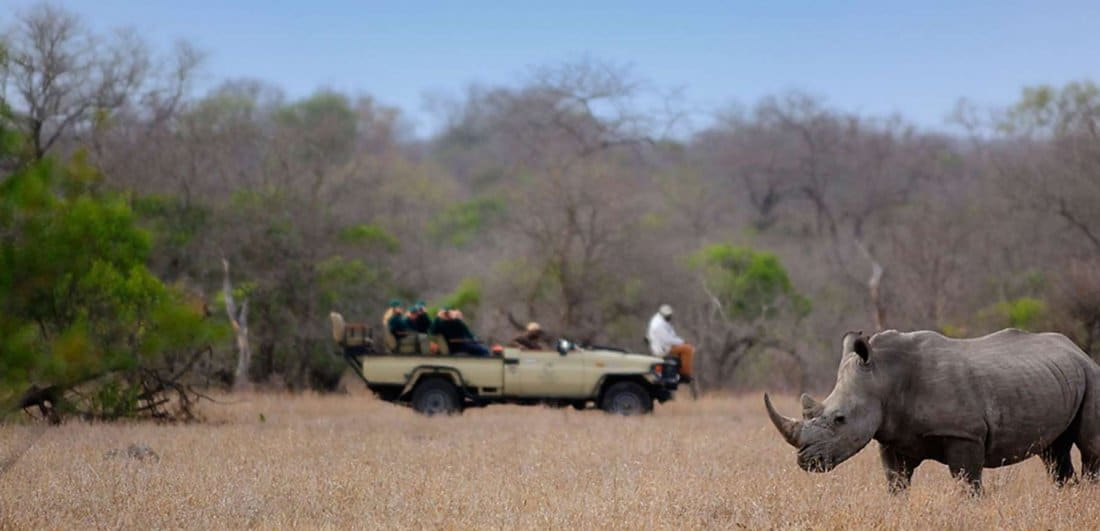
(408, 300), (432, 334)
(511, 322), (551, 350)
(430, 308), (490, 357)
(387, 304), (414, 341)
(381, 299), (402, 329)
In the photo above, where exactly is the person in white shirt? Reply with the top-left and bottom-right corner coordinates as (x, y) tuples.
(646, 304), (694, 382)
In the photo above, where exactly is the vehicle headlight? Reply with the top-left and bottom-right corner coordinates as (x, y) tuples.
(651, 363), (663, 376)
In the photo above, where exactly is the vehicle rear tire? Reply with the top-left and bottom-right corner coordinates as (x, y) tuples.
(600, 381), (653, 416)
(411, 378), (462, 416)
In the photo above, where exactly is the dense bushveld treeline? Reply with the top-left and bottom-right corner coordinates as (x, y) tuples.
(2, 4), (1099, 410)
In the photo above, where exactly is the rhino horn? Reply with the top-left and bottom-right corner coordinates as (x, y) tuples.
(764, 393), (803, 448)
(800, 393), (824, 419)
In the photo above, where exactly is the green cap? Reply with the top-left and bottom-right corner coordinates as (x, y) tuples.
(388, 299), (402, 308)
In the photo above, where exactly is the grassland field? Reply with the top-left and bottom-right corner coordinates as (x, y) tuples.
(1, 389), (1098, 530)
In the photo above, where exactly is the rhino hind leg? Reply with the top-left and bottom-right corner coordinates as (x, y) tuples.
(1081, 452), (1100, 482)
(1039, 429), (1076, 486)
(1074, 376), (1100, 482)
(1076, 426), (1100, 482)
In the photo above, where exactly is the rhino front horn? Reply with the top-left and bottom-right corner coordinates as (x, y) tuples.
(764, 393), (803, 448)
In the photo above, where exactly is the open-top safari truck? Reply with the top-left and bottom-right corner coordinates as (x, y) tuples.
(329, 312), (681, 415)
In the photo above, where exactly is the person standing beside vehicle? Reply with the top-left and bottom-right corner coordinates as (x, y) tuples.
(646, 304), (694, 382)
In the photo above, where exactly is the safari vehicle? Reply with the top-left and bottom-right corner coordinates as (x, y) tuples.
(329, 312), (681, 415)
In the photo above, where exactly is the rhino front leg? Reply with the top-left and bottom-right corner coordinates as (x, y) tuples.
(943, 438), (984, 494)
(879, 444), (918, 494)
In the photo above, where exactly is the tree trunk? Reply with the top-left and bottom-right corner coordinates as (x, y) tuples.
(223, 258), (252, 391)
(855, 239), (886, 331)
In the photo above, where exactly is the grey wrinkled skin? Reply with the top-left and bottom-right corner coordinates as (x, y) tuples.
(765, 329), (1100, 494)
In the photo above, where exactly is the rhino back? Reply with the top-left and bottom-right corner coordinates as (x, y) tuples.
(871, 329), (1093, 466)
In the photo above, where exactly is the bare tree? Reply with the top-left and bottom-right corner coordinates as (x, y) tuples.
(450, 59), (667, 338)
(1054, 260), (1100, 358)
(990, 83), (1100, 255)
(222, 259), (252, 391)
(0, 3), (200, 161)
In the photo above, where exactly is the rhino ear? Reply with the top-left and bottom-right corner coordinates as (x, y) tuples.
(842, 331), (871, 364)
(853, 336), (870, 364)
(800, 393), (824, 419)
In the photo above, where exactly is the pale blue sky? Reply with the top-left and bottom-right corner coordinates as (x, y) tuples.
(3, 0), (1098, 136)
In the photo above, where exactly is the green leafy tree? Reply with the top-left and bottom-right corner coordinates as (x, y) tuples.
(438, 277), (483, 321)
(976, 297), (1048, 332)
(687, 244), (810, 392)
(428, 197), (506, 247)
(0, 142), (224, 420)
(691, 244), (811, 322)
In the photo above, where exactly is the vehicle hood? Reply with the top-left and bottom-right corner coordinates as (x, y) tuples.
(579, 348), (660, 371)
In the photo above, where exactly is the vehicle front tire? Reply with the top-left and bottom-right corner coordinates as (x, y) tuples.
(411, 378), (462, 416)
(600, 381), (653, 416)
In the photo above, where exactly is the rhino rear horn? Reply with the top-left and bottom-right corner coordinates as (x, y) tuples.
(764, 393), (803, 448)
(800, 394), (824, 419)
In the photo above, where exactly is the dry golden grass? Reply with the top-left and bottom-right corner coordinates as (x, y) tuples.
(1, 391), (1097, 529)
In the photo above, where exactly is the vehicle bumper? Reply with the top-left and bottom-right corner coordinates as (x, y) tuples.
(653, 386), (674, 402)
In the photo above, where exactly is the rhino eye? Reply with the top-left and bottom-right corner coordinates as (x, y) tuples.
(834, 415), (846, 425)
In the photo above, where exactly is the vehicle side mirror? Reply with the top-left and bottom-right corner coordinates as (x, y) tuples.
(557, 339), (573, 356)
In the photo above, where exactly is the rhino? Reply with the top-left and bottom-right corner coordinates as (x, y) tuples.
(765, 329), (1100, 493)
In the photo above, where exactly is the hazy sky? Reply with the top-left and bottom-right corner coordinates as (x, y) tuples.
(3, 0), (1099, 136)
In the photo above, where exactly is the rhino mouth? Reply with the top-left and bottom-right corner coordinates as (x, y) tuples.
(797, 438), (868, 473)
(797, 450), (836, 473)
(797, 440), (845, 473)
